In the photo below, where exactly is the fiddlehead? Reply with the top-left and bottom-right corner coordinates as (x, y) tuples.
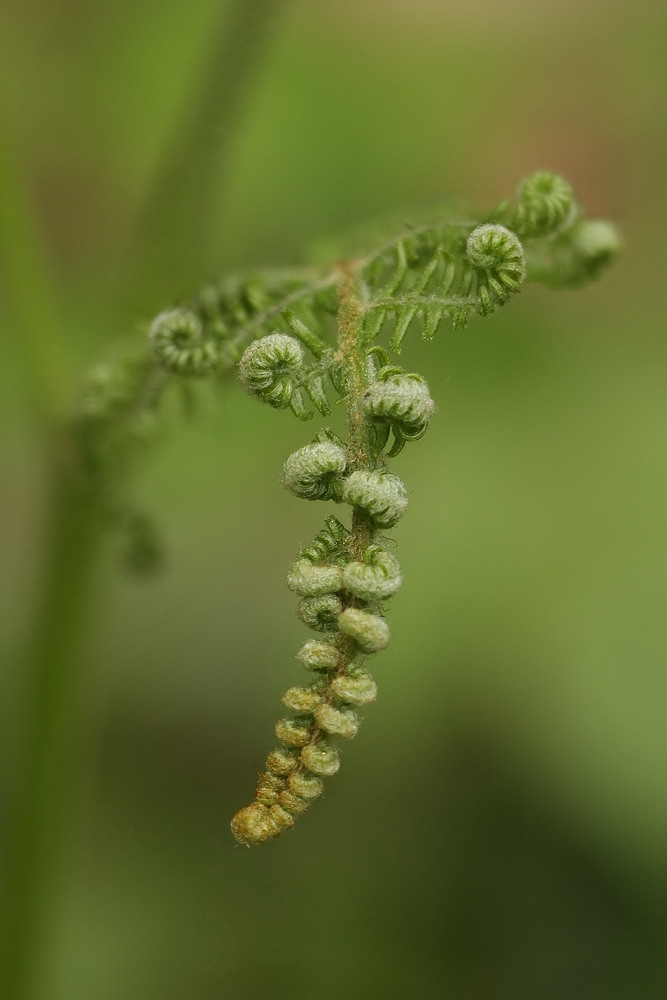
(228, 172), (618, 844)
(69, 172), (618, 842)
(465, 223), (526, 315)
(524, 217), (622, 289)
(493, 170), (622, 289)
(148, 308), (219, 376)
(282, 441), (347, 500)
(342, 545), (402, 602)
(339, 469), (409, 528)
(511, 171), (577, 238)
(238, 332), (333, 419)
(362, 365), (435, 456)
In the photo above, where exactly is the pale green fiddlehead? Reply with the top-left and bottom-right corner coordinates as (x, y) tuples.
(70, 173), (618, 842)
(511, 171), (577, 237)
(339, 469), (409, 528)
(362, 364), (435, 455)
(282, 440), (348, 500)
(227, 172), (619, 844)
(148, 308), (219, 376)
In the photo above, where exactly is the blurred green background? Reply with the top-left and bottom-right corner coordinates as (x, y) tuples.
(1, 0), (667, 997)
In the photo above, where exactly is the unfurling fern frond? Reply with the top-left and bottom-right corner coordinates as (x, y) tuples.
(71, 172), (618, 844)
(465, 223), (526, 315)
(524, 218), (622, 289)
(149, 309), (219, 376)
(357, 217), (529, 349)
(511, 171), (577, 238)
(362, 367), (435, 456)
(188, 270), (338, 368)
(226, 172), (618, 845)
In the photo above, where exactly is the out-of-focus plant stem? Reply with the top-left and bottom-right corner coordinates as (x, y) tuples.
(1, 445), (101, 1000)
(0, 124), (71, 420)
(0, 119), (103, 1000)
(122, 0), (288, 318)
(0, 2), (286, 996)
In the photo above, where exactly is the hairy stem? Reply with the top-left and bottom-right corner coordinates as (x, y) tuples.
(328, 266), (376, 721)
(296, 268), (373, 768)
(336, 264), (376, 559)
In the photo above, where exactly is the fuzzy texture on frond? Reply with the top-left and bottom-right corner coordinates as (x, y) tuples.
(69, 174), (618, 842)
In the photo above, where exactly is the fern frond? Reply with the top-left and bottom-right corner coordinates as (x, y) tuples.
(356, 218), (528, 348)
(79, 173), (618, 584)
(188, 269), (339, 369)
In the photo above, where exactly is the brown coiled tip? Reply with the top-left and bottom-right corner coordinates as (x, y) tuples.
(231, 803), (281, 845)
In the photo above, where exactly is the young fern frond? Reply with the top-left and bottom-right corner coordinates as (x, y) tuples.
(190, 269), (338, 369)
(70, 173), (619, 840)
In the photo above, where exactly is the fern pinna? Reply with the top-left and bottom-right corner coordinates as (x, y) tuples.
(74, 172), (619, 843)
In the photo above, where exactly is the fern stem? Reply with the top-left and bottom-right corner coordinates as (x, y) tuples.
(271, 267), (383, 806)
(1, 439), (101, 1000)
(335, 264), (376, 561)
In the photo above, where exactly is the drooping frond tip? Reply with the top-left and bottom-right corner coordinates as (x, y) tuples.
(67, 172), (618, 844)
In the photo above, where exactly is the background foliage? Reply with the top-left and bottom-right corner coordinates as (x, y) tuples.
(1, 0), (666, 997)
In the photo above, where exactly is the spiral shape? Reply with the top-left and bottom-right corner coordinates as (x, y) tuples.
(338, 607), (390, 653)
(342, 545), (402, 602)
(466, 224), (526, 288)
(230, 173), (618, 845)
(514, 171), (576, 238)
(296, 638), (340, 672)
(287, 558), (343, 597)
(340, 470), (408, 528)
(300, 740), (340, 777)
(330, 665), (377, 706)
(265, 748), (299, 775)
(148, 309), (218, 376)
(275, 717), (314, 748)
(255, 771), (285, 806)
(288, 770), (324, 800)
(313, 703), (360, 739)
(230, 802), (286, 844)
(283, 441), (347, 500)
(363, 372), (435, 445)
(238, 333), (304, 409)
(277, 788), (310, 814)
(297, 594), (344, 632)
(281, 684), (324, 712)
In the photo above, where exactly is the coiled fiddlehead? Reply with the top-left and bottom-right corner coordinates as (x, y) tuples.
(230, 436), (404, 842)
(226, 172), (619, 844)
(282, 441), (347, 500)
(511, 171), (577, 238)
(525, 217), (622, 289)
(238, 332), (333, 419)
(465, 223), (526, 315)
(340, 470), (408, 528)
(238, 332), (304, 409)
(362, 367), (435, 456)
(342, 545), (402, 602)
(231, 361), (413, 843)
(287, 559), (343, 597)
(149, 309), (219, 376)
(69, 172), (617, 843)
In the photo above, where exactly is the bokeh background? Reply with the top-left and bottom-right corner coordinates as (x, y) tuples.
(1, 0), (667, 997)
